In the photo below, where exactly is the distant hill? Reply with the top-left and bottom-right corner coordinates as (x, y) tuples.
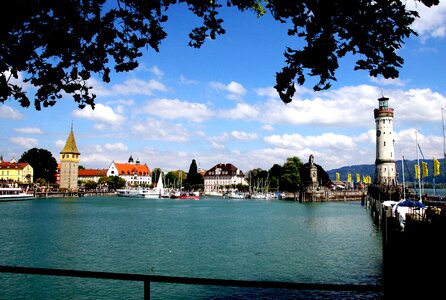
(326, 158), (445, 185)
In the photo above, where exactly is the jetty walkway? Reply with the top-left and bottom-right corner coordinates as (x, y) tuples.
(34, 190), (116, 198)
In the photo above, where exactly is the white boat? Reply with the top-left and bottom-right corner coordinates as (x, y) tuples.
(116, 187), (146, 198)
(143, 172), (165, 199)
(117, 173), (166, 199)
(250, 192), (274, 200)
(224, 191), (246, 199)
(205, 191), (224, 197)
(0, 187), (34, 201)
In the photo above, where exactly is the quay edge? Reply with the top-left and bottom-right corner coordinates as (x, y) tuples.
(365, 188), (446, 299)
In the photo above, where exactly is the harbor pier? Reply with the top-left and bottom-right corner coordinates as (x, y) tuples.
(34, 190), (116, 198)
(365, 193), (446, 299)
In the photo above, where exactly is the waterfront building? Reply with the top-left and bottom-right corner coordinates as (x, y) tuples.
(0, 156), (34, 185)
(204, 163), (247, 194)
(106, 155), (151, 186)
(59, 125), (80, 191)
(78, 169), (108, 183)
(374, 96), (397, 186)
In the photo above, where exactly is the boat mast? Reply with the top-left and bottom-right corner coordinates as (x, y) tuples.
(402, 155), (406, 200)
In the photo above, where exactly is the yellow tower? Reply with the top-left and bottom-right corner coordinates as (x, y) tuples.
(59, 125), (80, 191)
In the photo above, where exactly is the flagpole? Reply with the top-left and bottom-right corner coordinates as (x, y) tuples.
(433, 159), (436, 196)
(416, 130), (422, 202)
(442, 106), (446, 187)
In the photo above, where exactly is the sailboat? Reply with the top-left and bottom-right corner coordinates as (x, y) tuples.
(391, 154), (427, 229)
(143, 172), (165, 199)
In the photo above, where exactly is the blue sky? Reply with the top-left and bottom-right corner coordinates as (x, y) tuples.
(1, 2), (446, 174)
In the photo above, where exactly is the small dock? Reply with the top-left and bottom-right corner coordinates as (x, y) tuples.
(299, 190), (364, 202)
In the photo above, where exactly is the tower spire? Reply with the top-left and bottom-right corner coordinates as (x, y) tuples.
(59, 125), (81, 191)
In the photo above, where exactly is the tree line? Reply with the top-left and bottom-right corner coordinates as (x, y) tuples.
(16, 148), (307, 193)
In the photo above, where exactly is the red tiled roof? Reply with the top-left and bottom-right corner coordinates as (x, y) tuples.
(78, 169), (108, 177)
(114, 163), (150, 176)
(0, 162), (30, 170)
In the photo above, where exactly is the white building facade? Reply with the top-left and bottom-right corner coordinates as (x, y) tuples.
(107, 156), (152, 186)
(204, 163), (248, 194)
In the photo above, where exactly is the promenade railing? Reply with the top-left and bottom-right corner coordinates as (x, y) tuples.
(0, 265), (383, 299)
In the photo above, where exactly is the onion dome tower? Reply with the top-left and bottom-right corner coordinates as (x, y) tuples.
(374, 96), (396, 186)
(59, 124), (80, 191)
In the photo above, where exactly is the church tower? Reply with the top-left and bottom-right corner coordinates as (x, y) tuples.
(59, 125), (80, 191)
(374, 96), (396, 186)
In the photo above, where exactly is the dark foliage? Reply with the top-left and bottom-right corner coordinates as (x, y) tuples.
(18, 148), (58, 183)
(186, 159), (203, 187)
(0, 0), (438, 109)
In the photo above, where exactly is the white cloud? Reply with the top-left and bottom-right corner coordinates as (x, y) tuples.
(261, 124), (274, 131)
(10, 137), (38, 148)
(209, 81), (247, 100)
(132, 119), (189, 142)
(387, 88), (446, 124)
(150, 66), (164, 78)
(55, 139), (65, 149)
(143, 98), (214, 123)
(205, 133), (229, 149)
(219, 103), (260, 120)
(79, 153), (115, 167)
(406, 1), (446, 39)
(369, 76), (405, 87)
(112, 78), (167, 96)
(104, 143), (128, 152)
(0, 105), (23, 120)
(227, 81), (247, 96)
(255, 85), (313, 99)
(90, 77), (168, 97)
(179, 75), (199, 85)
(73, 103), (126, 128)
(14, 127), (43, 134)
(230, 131), (258, 141)
(264, 132), (356, 151)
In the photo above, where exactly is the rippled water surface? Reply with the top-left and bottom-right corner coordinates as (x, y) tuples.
(0, 196), (383, 299)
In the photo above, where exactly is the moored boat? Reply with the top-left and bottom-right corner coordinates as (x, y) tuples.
(223, 191), (246, 199)
(0, 187), (34, 201)
(116, 187), (147, 198)
(177, 191), (200, 200)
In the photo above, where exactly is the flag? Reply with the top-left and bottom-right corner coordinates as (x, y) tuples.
(336, 172), (340, 182)
(434, 158), (441, 177)
(415, 164), (420, 180)
(356, 174), (360, 183)
(422, 162), (428, 177)
(347, 173), (352, 182)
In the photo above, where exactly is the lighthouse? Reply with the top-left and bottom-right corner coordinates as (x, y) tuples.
(374, 96), (396, 186)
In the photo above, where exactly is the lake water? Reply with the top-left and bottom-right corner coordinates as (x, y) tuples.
(0, 196), (384, 299)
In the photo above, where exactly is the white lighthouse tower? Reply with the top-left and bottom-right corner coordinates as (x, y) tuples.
(374, 96), (397, 186)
